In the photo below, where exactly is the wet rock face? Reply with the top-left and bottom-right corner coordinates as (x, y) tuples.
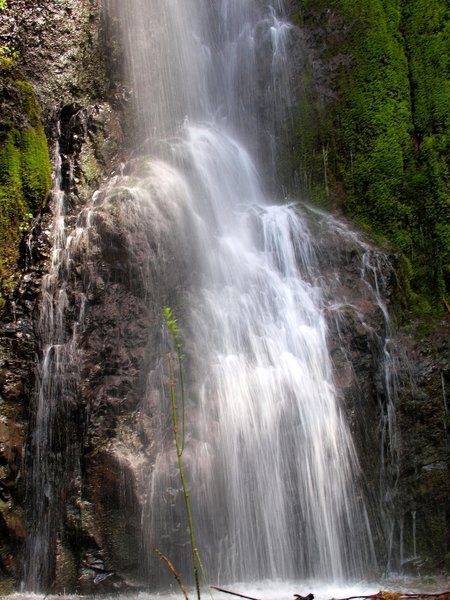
(40, 175), (189, 592)
(0, 97), (125, 589)
(395, 317), (450, 571)
(306, 213), (402, 558)
(0, 0), (126, 591)
(0, 0), (110, 117)
(0, 281), (38, 581)
(301, 210), (448, 570)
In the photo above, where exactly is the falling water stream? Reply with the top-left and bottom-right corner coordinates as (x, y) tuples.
(109, 0), (376, 586)
(21, 130), (86, 590)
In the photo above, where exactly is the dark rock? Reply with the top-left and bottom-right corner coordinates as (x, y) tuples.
(0, 0), (124, 589)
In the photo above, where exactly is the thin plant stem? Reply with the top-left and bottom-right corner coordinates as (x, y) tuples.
(167, 348), (201, 600)
(163, 306), (186, 451)
(196, 548), (214, 600)
(163, 306), (209, 600)
(178, 346), (186, 453)
(153, 546), (189, 600)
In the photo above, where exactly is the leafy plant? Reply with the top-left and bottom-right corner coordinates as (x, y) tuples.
(0, 46), (19, 71)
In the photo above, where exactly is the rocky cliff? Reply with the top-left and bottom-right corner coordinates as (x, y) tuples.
(0, 0), (124, 592)
(282, 0), (449, 571)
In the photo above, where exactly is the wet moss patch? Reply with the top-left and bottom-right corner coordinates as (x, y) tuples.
(286, 0), (449, 313)
(0, 79), (51, 299)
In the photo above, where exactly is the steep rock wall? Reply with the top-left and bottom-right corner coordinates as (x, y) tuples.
(0, 0), (124, 592)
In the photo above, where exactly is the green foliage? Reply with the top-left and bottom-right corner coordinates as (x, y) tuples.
(0, 0), (6, 11)
(289, 0), (449, 312)
(0, 46), (19, 72)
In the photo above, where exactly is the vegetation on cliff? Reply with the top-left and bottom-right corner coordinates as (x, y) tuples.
(0, 74), (51, 301)
(287, 0), (450, 572)
(288, 0), (449, 313)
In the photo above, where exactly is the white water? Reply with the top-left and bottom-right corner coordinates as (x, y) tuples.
(137, 127), (374, 583)
(22, 130), (86, 590)
(11, 576), (446, 600)
(19, 0), (392, 593)
(107, 0), (376, 586)
(3, 583), (380, 600)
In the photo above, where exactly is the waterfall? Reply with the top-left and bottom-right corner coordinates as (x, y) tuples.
(21, 124), (86, 590)
(106, 0), (376, 585)
(19, 0), (395, 592)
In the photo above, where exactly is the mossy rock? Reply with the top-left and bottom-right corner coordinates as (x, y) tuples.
(19, 123), (51, 211)
(287, 0), (449, 313)
(0, 79), (51, 296)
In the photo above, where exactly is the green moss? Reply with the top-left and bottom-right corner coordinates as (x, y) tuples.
(13, 80), (40, 125)
(402, 0), (449, 136)
(0, 131), (27, 287)
(0, 81), (51, 296)
(400, 0), (450, 305)
(79, 139), (99, 185)
(336, 0), (413, 230)
(0, 130), (22, 189)
(20, 124), (52, 211)
(0, 46), (19, 72)
(289, 0), (449, 313)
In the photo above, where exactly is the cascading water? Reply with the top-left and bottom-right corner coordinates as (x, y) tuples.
(22, 126), (85, 590)
(139, 128), (375, 584)
(20, 0), (399, 593)
(106, 0), (376, 586)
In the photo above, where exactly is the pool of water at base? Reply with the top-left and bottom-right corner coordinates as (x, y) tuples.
(5, 577), (449, 600)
